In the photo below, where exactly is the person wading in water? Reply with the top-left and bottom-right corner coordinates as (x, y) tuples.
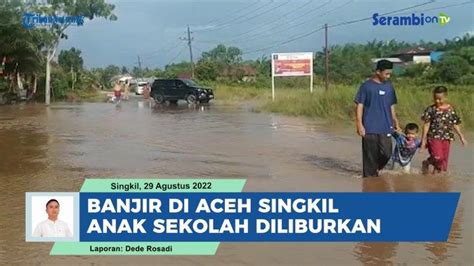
(354, 59), (401, 177)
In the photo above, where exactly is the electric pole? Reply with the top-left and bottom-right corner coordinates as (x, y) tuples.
(137, 55), (142, 78)
(137, 55), (142, 69)
(180, 25), (194, 78)
(324, 23), (329, 91)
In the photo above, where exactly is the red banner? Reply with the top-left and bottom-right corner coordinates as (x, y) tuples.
(274, 59), (311, 75)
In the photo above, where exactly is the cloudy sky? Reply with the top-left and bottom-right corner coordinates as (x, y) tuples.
(59, 0), (474, 69)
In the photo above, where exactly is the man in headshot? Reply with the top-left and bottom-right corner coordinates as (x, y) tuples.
(33, 199), (73, 238)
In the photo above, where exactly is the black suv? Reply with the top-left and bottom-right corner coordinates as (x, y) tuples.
(151, 79), (214, 104)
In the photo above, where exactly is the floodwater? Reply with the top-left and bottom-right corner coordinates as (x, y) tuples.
(0, 97), (472, 265)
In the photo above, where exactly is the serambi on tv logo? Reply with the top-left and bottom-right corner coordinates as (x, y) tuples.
(372, 12), (451, 26)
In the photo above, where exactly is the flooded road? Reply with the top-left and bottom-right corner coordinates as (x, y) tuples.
(0, 98), (473, 265)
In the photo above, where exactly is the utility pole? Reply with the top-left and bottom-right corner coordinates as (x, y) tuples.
(180, 25), (194, 78)
(137, 55), (142, 70)
(71, 66), (75, 91)
(135, 55), (144, 79)
(324, 23), (329, 91)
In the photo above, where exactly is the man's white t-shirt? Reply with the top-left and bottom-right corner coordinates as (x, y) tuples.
(33, 219), (72, 237)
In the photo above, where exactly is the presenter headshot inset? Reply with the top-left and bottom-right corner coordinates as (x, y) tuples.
(32, 199), (73, 238)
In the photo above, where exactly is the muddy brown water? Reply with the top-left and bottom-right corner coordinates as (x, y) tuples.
(0, 98), (472, 265)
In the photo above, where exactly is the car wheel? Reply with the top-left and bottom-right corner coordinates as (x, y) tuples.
(186, 94), (197, 104)
(154, 93), (165, 104)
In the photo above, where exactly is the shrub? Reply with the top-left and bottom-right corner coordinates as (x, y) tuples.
(433, 55), (470, 83)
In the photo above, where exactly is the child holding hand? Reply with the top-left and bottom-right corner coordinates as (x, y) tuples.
(420, 86), (467, 174)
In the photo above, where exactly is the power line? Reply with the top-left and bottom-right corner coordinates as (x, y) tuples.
(193, 43), (205, 53)
(147, 0), (472, 67)
(241, 0), (440, 56)
(133, 0), (464, 65)
(139, 33), (184, 58)
(329, 0), (436, 29)
(165, 46), (187, 67)
(233, 0), (350, 49)
(193, 45), (206, 60)
(239, 0), (441, 92)
(222, 0), (293, 28)
(195, 1), (350, 54)
(141, 26), (203, 63)
(195, 0), (275, 32)
(202, 1), (267, 27)
(325, 0), (473, 29)
(140, 43), (182, 64)
(242, 26), (325, 55)
(242, 0), (349, 43)
(393, 0), (473, 16)
(229, 0), (314, 40)
(154, 0), (304, 49)
(198, 0), (338, 46)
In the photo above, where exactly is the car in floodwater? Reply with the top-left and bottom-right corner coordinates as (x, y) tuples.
(150, 78), (214, 104)
(134, 81), (149, 95)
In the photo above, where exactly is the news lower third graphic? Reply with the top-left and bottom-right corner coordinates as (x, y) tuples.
(26, 179), (460, 256)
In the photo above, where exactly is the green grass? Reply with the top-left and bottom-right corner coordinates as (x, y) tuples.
(211, 84), (270, 104)
(69, 89), (105, 102)
(213, 83), (473, 130)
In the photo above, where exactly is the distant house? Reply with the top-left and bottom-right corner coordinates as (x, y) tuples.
(390, 47), (432, 63)
(177, 72), (192, 79)
(389, 47), (445, 64)
(371, 57), (404, 65)
(131, 77), (156, 85)
(371, 57), (405, 75)
(371, 47), (445, 75)
(221, 65), (257, 82)
(110, 74), (133, 85)
(429, 51), (444, 63)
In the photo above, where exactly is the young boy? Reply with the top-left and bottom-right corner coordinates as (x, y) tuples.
(113, 82), (122, 104)
(390, 123), (421, 173)
(421, 86), (467, 174)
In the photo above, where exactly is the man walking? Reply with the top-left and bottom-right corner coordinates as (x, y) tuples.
(354, 59), (401, 177)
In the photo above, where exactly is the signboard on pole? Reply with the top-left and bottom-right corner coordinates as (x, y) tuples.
(271, 52), (313, 101)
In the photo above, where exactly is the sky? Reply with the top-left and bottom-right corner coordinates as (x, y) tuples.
(59, 0), (474, 69)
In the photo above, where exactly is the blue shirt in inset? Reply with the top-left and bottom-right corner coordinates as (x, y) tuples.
(354, 79), (397, 134)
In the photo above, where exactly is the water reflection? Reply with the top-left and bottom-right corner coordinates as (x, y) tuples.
(305, 155), (360, 176)
(0, 125), (51, 263)
(422, 176), (463, 265)
(0, 127), (49, 177)
(354, 175), (464, 265)
(151, 102), (211, 114)
(354, 177), (400, 265)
